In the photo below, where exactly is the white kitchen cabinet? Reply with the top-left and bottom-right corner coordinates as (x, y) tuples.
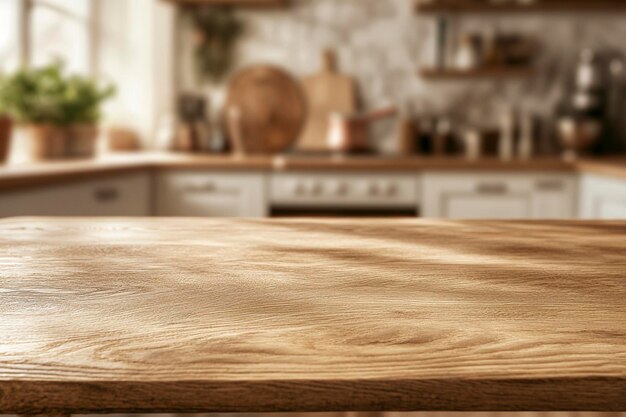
(579, 174), (626, 219)
(156, 171), (268, 217)
(0, 173), (151, 218)
(422, 173), (577, 219)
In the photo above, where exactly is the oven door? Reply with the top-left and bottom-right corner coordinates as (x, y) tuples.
(270, 173), (419, 217)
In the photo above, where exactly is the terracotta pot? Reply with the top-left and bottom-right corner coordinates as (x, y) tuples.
(26, 124), (66, 161)
(67, 124), (99, 158)
(0, 116), (12, 164)
(25, 124), (99, 160)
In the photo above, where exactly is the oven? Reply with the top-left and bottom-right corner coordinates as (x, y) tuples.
(269, 173), (420, 217)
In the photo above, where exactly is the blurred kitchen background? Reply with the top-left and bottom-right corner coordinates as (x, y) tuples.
(1, 0), (626, 220)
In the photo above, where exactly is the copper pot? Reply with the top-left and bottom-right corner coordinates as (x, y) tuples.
(327, 107), (397, 153)
(26, 124), (66, 161)
(0, 116), (12, 164)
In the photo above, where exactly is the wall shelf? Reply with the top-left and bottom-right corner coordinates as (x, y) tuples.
(163, 0), (287, 8)
(415, 0), (626, 14)
(419, 66), (533, 80)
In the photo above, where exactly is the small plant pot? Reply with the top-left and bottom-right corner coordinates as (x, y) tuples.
(67, 124), (99, 158)
(0, 116), (12, 164)
(26, 124), (67, 161)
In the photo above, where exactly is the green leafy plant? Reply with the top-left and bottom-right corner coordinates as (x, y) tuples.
(185, 7), (244, 83)
(0, 62), (115, 126)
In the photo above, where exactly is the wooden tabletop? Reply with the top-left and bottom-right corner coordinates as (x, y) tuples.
(1, 218), (625, 413)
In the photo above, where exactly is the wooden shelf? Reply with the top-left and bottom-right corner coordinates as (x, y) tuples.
(163, 0), (287, 8)
(415, 0), (626, 14)
(419, 66), (533, 80)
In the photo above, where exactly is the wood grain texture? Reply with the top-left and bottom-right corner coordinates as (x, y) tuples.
(415, 0), (626, 13)
(1, 218), (625, 413)
(575, 159), (626, 181)
(1, 152), (625, 192)
(0, 153), (274, 192)
(163, 0), (287, 8)
(271, 155), (575, 172)
(297, 51), (358, 152)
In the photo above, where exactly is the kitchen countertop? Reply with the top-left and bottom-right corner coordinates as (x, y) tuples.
(1, 218), (625, 413)
(0, 152), (624, 191)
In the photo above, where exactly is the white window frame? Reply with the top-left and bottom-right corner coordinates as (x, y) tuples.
(15, 0), (99, 75)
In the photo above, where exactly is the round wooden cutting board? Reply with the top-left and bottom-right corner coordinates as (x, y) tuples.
(225, 65), (307, 154)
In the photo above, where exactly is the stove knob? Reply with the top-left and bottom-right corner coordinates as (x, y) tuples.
(336, 182), (349, 197)
(294, 182), (307, 196)
(368, 183), (381, 197)
(311, 182), (324, 196)
(386, 183), (399, 197)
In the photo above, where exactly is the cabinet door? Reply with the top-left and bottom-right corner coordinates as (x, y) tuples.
(157, 172), (268, 218)
(422, 174), (532, 219)
(0, 173), (151, 218)
(422, 173), (576, 220)
(580, 174), (626, 219)
(531, 177), (578, 219)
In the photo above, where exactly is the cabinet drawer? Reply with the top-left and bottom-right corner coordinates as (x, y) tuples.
(156, 172), (268, 218)
(422, 173), (577, 220)
(0, 173), (151, 218)
(444, 194), (532, 219)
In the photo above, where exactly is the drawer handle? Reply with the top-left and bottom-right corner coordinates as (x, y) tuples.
(476, 183), (508, 195)
(185, 183), (240, 196)
(536, 180), (565, 192)
(95, 188), (119, 202)
(186, 183), (217, 193)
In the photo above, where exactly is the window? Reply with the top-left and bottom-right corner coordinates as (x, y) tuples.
(0, 0), (95, 74)
(0, 0), (21, 73)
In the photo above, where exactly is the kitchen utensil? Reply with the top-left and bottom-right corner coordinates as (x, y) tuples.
(433, 117), (453, 155)
(225, 65), (306, 154)
(226, 106), (246, 156)
(397, 116), (417, 155)
(297, 50), (358, 152)
(518, 111), (535, 160)
(327, 107), (397, 154)
(605, 57), (626, 153)
(175, 124), (200, 153)
(454, 34), (480, 70)
(176, 94), (207, 152)
(154, 115), (177, 151)
(464, 129), (482, 161)
(498, 109), (515, 161)
(576, 49), (604, 91)
(557, 117), (602, 161)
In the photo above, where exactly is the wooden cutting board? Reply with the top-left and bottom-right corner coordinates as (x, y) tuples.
(296, 50), (358, 152)
(225, 65), (306, 154)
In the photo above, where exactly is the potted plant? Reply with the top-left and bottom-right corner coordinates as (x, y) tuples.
(0, 75), (12, 164)
(0, 62), (115, 160)
(0, 114), (11, 164)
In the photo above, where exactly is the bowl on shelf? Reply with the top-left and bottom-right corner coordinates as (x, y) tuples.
(557, 117), (602, 161)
